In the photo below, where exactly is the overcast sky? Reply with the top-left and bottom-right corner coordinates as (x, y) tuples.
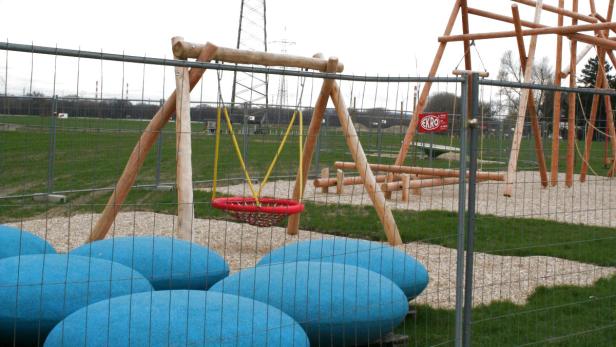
(1, 0), (613, 108)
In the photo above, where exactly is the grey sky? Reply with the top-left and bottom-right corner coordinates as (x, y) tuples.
(1, 0), (613, 107)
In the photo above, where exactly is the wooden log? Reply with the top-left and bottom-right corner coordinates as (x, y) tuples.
(382, 177), (476, 192)
(287, 57), (338, 235)
(511, 4), (549, 188)
(334, 162), (506, 181)
(172, 40), (344, 72)
(173, 37), (193, 241)
(320, 167), (330, 193)
(88, 42), (218, 243)
(393, 0), (461, 168)
(512, 0), (597, 23)
(503, 1), (543, 197)
(561, 44), (593, 78)
(330, 81), (403, 245)
(400, 174), (410, 202)
(566, 0), (579, 188)
(438, 21), (616, 43)
(581, 3), (614, 182)
(551, 0), (565, 187)
(467, 6), (616, 50)
(313, 173), (433, 188)
(600, 72), (616, 177)
(336, 169), (345, 194)
(580, 56), (604, 182)
(460, 0), (474, 119)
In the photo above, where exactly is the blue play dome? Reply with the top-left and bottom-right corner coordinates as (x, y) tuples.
(44, 290), (310, 347)
(258, 237), (429, 299)
(70, 236), (229, 290)
(0, 225), (56, 260)
(210, 261), (408, 346)
(0, 254), (153, 346)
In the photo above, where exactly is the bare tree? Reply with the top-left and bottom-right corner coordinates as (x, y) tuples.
(497, 50), (553, 119)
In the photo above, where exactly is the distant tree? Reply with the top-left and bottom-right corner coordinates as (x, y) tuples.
(496, 50), (554, 120)
(578, 56), (616, 88)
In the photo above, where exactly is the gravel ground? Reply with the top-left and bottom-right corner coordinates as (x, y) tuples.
(204, 171), (616, 228)
(6, 212), (615, 309)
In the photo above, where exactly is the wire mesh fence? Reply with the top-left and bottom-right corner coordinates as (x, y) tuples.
(1, 42), (615, 347)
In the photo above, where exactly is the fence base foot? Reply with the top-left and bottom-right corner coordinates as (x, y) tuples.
(145, 185), (175, 192)
(364, 333), (410, 347)
(33, 193), (67, 203)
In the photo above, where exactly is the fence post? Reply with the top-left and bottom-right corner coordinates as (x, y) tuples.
(454, 75), (469, 347)
(155, 99), (164, 187)
(377, 120), (383, 162)
(47, 95), (58, 194)
(243, 102), (249, 162)
(463, 72), (481, 347)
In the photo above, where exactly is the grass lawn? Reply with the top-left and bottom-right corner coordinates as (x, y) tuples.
(2, 115), (615, 346)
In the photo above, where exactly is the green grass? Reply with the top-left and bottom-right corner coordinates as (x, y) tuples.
(2, 114), (615, 345)
(401, 275), (616, 346)
(1, 114), (613, 198)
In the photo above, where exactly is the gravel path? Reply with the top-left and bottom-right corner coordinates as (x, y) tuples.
(6, 212), (615, 309)
(203, 171), (616, 228)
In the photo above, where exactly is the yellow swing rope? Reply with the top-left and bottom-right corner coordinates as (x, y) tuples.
(211, 107), (222, 200)
(212, 107), (304, 205)
(257, 110), (300, 198)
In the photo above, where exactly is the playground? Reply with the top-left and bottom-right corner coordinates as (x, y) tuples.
(2, 0), (616, 346)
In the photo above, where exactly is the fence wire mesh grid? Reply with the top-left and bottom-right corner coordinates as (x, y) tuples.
(0, 43), (615, 347)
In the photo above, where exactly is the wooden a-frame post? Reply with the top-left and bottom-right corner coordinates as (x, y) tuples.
(503, 1), (543, 197)
(287, 57), (403, 245)
(511, 4), (549, 188)
(88, 42), (218, 242)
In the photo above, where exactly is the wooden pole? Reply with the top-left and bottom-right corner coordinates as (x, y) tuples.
(334, 161), (506, 181)
(172, 40), (344, 72)
(89, 42), (218, 242)
(561, 44), (593, 78)
(467, 7), (614, 50)
(580, 55), (604, 182)
(400, 174), (410, 202)
(173, 37), (194, 241)
(393, 1), (461, 168)
(438, 22), (616, 43)
(512, 0), (597, 23)
(600, 71), (616, 176)
(566, 0), (579, 188)
(336, 169), (345, 194)
(512, 4), (549, 188)
(581, 2), (614, 182)
(551, 0), (565, 186)
(330, 82), (403, 245)
(504, 1), (543, 197)
(320, 167), (330, 193)
(381, 177), (483, 191)
(286, 57), (338, 235)
(313, 173), (434, 189)
(460, 0), (474, 119)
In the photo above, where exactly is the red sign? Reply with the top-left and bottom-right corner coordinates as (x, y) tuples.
(418, 112), (448, 133)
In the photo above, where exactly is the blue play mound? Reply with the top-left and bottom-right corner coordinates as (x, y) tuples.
(210, 261), (408, 346)
(257, 237), (429, 299)
(0, 225), (56, 260)
(70, 236), (229, 290)
(44, 290), (310, 347)
(0, 254), (153, 346)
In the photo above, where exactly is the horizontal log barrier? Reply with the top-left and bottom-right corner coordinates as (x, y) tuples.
(172, 40), (344, 72)
(380, 176), (489, 192)
(313, 173), (435, 188)
(334, 161), (506, 181)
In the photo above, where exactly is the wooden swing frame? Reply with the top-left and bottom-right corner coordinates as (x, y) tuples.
(88, 38), (402, 246)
